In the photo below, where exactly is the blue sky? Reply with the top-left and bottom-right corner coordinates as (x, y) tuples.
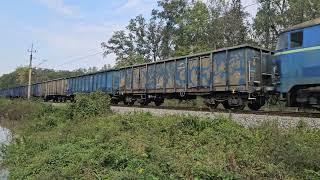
(0, 0), (258, 76)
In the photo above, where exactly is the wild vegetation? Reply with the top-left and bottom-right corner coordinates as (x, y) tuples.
(0, 94), (320, 179)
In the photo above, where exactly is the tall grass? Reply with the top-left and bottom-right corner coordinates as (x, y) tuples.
(0, 96), (320, 179)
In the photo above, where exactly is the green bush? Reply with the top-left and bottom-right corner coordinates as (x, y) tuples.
(68, 91), (111, 120)
(0, 98), (47, 121)
(1, 99), (320, 179)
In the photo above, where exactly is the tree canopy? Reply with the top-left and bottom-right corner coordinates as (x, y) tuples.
(103, 0), (320, 66)
(0, 66), (111, 88)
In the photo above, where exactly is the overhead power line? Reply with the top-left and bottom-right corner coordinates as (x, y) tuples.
(52, 51), (103, 69)
(55, 48), (102, 60)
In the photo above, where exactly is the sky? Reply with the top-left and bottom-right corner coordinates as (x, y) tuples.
(0, 0), (258, 76)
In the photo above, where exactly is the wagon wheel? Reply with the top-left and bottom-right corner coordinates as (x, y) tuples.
(223, 102), (245, 110)
(128, 101), (135, 106)
(154, 101), (163, 107)
(140, 102), (149, 106)
(111, 100), (119, 105)
(248, 103), (262, 111)
(223, 102), (232, 110)
(234, 104), (246, 110)
(248, 98), (265, 111)
(207, 103), (219, 110)
(268, 95), (279, 106)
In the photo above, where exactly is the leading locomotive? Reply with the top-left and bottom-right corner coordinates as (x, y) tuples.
(273, 18), (320, 108)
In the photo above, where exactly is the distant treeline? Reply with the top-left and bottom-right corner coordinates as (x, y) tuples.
(0, 65), (111, 88)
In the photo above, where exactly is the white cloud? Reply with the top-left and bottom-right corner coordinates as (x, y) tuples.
(115, 0), (156, 16)
(36, 0), (79, 17)
(74, 23), (124, 34)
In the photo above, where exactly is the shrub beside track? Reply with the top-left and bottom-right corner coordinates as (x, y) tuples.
(0, 96), (320, 179)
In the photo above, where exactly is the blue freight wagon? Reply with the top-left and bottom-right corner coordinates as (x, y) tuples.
(111, 45), (273, 110)
(66, 45), (273, 110)
(0, 86), (28, 98)
(67, 69), (119, 96)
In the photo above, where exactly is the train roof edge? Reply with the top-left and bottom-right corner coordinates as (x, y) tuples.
(281, 17), (320, 33)
(67, 44), (272, 78)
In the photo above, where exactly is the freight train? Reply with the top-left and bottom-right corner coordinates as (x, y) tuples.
(1, 18), (320, 110)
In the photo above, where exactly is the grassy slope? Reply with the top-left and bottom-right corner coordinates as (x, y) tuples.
(1, 98), (320, 179)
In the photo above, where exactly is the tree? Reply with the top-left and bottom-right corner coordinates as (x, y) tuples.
(207, 0), (228, 49)
(156, 0), (250, 55)
(16, 67), (29, 85)
(253, 0), (288, 49)
(253, 0), (320, 49)
(154, 0), (189, 58)
(174, 1), (212, 55)
(0, 71), (19, 88)
(222, 0), (250, 47)
(101, 30), (135, 67)
(0, 67), (87, 88)
(147, 13), (163, 62)
(103, 0), (252, 67)
(286, 0), (320, 25)
(102, 14), (164, 67)
(101, 64), (112, 71)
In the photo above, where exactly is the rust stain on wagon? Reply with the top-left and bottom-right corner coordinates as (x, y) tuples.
(214, 61), (226, 85)
(229, 57), (241, 85)
(200, 56), (211, 87)
(133, 68), (140, 90)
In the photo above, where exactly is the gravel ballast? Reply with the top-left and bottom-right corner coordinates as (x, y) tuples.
(111, 106), (320, 128)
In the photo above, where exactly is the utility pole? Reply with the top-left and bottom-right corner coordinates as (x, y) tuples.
(27, 44), (36, 100)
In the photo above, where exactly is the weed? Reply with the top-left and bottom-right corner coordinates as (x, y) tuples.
(67, 91), (111, 120)
(0, 98), (320, 179)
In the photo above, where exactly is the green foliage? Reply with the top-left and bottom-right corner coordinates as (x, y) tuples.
(254, 0), (320, 49)
(0, 99), (46, 121)
(68, 91), (111, 120)
(104, 0), (320, 66)
(102, 13), (163, 67)
(0, 67), (86, 88)
(1, 100), (320, 179)
(103, 0), (251, 67)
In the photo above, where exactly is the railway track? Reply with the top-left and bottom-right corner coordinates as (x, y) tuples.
(112, 104), (320, 119)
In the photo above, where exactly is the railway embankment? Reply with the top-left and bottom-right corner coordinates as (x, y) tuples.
(111, 106), (320, 128)
(0, 95), (320, 179)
